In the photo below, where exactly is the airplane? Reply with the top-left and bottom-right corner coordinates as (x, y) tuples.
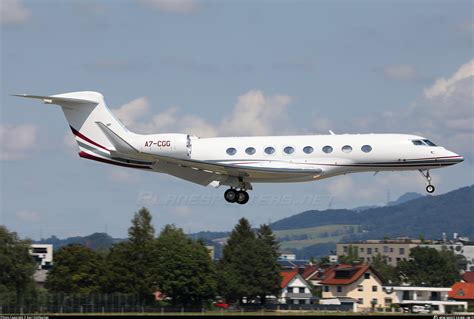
(14, 91), (464, 205)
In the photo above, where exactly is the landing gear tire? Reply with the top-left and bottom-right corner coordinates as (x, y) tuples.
(224, 189), (238, 203)
(236, 190), (250, 205)
(426, 185), (435, 194)
(419, 169), (436, 194)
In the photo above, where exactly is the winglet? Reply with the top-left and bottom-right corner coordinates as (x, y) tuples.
(329, 130), (336, 135)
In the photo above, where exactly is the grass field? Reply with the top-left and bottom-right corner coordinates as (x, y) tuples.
(274, 224), (361, 250)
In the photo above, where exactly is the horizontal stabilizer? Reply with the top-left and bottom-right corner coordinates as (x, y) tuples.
(12, 94), (96, 105)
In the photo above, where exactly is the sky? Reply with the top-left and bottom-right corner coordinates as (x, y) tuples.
(1, 0), (473, 240)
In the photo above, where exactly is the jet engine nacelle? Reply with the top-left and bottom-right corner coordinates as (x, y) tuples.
(138, 133), (191, 158)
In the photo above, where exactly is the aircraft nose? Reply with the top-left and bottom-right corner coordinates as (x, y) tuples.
(456, 156), (464, 163)
(449, 152), (464, 164)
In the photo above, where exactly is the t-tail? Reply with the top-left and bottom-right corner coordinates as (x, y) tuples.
(13, 91), (155, 169)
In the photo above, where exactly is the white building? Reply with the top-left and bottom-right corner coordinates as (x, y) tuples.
(278, 251), (296, 261)
(29, 244), (53, 269)
(279, 269), (313, 305)
(383, 286), (468, 314)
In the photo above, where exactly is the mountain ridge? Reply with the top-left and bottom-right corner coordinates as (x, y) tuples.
(35, 186), (474, 259)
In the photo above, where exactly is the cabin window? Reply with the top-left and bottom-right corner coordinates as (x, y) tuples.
(245, 147), (256, 155)
(264, 146), (275, 155)
(283, 146), (295, 155)
(226, 147), (237, 156)
(303, 146), (314, 154)
(342, 145), (352, 153)
(322, 146), (333, 154)
(423, 139), (437, 146)
(361, 145), (372, 153)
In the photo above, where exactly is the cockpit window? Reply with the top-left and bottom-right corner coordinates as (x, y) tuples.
(412, 139), (437, 146)
(423, 139), (437, 146)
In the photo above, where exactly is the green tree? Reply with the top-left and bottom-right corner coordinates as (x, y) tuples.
(396, 247), (459, 286)
(371, 254), (398, 284)
(218, 218), (259, 303)
(154, 225), (217, 306)
(255, 224), (281, 304)
(338, 245), (363, 264)
(318, 256), (332, 267)
(45, 244), (106, 293)
(218, 219), (282, 304)
(128, 207), (155, 245)
(106, 207), (159, 300)
(0, 226), (36, 295)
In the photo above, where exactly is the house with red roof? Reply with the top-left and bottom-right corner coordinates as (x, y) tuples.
(320, 264), (390, 311)
(302, 265), (331, 287)
(278, 268), (313, 305)
(449, 282), (474, 306)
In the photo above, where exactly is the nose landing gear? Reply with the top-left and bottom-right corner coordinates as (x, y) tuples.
(419, 169), (435, 193)
(224, 188), (250, 204)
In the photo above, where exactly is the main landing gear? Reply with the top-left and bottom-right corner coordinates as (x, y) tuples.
(224, 188), (250, 205)
(419, 169), (435, 193)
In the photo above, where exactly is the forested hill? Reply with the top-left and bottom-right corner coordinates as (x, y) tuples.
(36, 185), (473, 259)
(270, 185), (474, 240)
(36, 232), (122, 250)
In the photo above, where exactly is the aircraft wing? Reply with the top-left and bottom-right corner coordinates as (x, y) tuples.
(148, 153), (323, 179)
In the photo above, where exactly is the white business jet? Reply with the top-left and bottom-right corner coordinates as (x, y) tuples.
(15, 91), (464, 205)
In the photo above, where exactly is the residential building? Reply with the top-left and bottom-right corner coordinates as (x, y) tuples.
(449, 282), (474, 307)
(337, 233), (474, 270)
(33, 269), (48, 289)
(29, 244), (53, 289)
(302, 265), (328, 287)
(336, 240), (417, 267)
(29, 244), (53, 269)
(278, 251), (296, 261)
(279, 269), (313, 305)
(320, 264), (390, 311)
(385, 286), (468, 313)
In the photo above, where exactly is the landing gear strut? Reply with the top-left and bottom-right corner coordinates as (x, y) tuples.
(419, 169), (435, 193)
(224, 188), (250, 204)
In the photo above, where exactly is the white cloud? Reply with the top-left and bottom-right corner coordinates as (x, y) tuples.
(354, 59), (474, 159)
(219, 90), (292, 136)
(0, 124), (38, 160)
(140, 0), (199, 14)
(113, 97), (150, 128)
(111, 90), (292, 137)
(0, 0), (31, 25)
(424, 59), (474, 98)
(16, 210), (40, 222)
(383, 64), (418, 80)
